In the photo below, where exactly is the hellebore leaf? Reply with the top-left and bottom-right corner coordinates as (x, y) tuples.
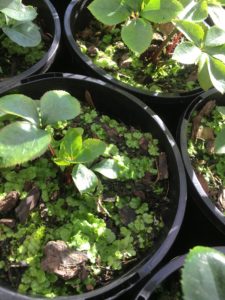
(173, 41), (201, 64)
(0, 0), (37, 21)
(0, 94), (39, 125)
(40, 90), (81, 126)
(121, 18), (153, 54)
(2, 22), (41, 47)
(198, 53), (213, 91)
(72, 164), (98, 194)
(0, 121), (51, 168)
(88, 0), (130, 25)
(141, 0), (183, 23)
(93, 158), (121, 179)
(75, 139), (106, 163)
(182, 246), (225, 300)
(215, 127), (225, 154)
(208, 56), (225, 93)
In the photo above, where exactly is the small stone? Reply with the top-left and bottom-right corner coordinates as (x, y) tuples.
(41, 241), (88, 280)
(0, 191), (19, 213)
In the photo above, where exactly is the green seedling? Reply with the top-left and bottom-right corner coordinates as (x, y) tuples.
(0, 0), (41, 47)
(88, 0), (225, 93)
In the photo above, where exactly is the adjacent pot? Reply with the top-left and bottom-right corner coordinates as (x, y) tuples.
(178, 88), (225, 234)
(0, 0), (61, 93)
(0, 73), (187, 300)
(64, 0), (202, 127)
(135, 246), (225, 300)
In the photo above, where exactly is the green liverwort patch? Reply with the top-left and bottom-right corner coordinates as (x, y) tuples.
(0, 90), (170, 297)
(77, 0), (225, 94)
(188, 100), (225, 212)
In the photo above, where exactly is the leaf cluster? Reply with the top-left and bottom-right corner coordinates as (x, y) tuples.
(0, 90), (81, 168)
(0, 0), (41, 47)
(181, 246), (225, 300)
(88, 0), (225, 93)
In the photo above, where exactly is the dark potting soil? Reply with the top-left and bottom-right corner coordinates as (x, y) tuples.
(188, 100), (225, 213)
(76, 18), (199, 94)
(0, 99), (172, 297)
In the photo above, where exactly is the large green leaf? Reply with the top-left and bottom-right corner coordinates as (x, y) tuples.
(0, 121), (51, 168)
(179, 0), (208, 22)
(182, 246), (225, 300)
(208, 4), (225, 28)
(0, 94), (39, 125)
(75, 139), (106, 163)
(121, 18), (153, 54)
(40, 90), (81, 126)
(0, 0), (37, 21)
(2, 22), (41, 47)
(72, 164), (99, 194)
(58, 128), (83, 161)
(198, 53), (213, 90)
(0, 0), (14, 10)
(93, 158), (121, 179)
(204, 44), (225, 63)
(141, 0), (183, 23)
(123, 0), (142, 12)
(142, 0), (160, 10)
(208, 56), (225, 93)
(175, 20), (205, 46)
(215, 127), (225, 154)
(88, 0), (130, 25)
(173, 41), (201, 64)
(204, 26), (225, 47)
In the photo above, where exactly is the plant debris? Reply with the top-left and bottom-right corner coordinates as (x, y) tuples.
(41, 241), (88, 280)
(0, 191), (19, 213)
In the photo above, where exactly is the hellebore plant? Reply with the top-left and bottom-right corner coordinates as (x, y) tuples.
(0, 91), (121, 194)
(88, 0), (225, 93)
(181, 246), (225, 300)
(0, 0), (41, 47)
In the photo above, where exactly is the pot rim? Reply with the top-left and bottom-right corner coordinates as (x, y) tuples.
(64, 0), (202, 101)
(179, 88), (225, 232)
(135, 245), (225, 300)
(0, 0), (61, 94)
(0, 73), (187, 300)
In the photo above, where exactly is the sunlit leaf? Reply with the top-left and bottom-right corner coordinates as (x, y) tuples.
(40, 90), (81, 125)
(0, 94), (39, 125)
(182, 246), (225, 300)
(93, 158), (121, 179)
(141, 0), (183, 23)
(72, 164), (99, 194)
(121, 18), (153, 54)
(88, 0), (130, 25)
(2, 22), (41, 47)
(173, 41), (201, 64)
(0, 121), (51, 168)
(0, 0), (37, 21)
(75, 139), (106, 163)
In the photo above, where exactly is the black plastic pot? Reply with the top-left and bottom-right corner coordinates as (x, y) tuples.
(0, 73), (187, 300)
(135, 246), (225, 300)
(0, 0), (61, 93)
(178, 88), (225, 234)
(63, 0), (202, 130)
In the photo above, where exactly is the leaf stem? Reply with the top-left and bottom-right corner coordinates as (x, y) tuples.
(48, 144), (55, 156)
(151, 28), (177, 65)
